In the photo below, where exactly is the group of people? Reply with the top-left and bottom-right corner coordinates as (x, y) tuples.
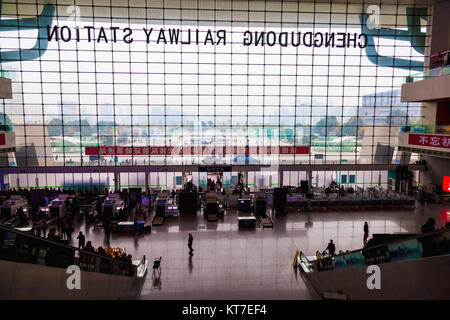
(207, 176), (223, 192)
(46, 227), (132, 265)
(325, 181), (355, 196)
(80, 238), (133, 264)
(421, 217), (450, 233)
(1, 186), (113, 201)
(183, 180), (198, 192)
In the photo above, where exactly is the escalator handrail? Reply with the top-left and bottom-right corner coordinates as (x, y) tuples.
(297, 251), (316, 273)
(299, 251), (313, 263)
(305, 227), (449, 262)
(0, 224), (136, 269)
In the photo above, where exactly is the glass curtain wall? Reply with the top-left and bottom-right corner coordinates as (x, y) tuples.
(0, 0), (429, 168)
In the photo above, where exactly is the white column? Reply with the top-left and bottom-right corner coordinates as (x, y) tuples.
(114, 172), (120, 191)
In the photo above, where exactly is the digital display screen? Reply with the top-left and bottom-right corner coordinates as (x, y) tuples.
(443, 176), (450, 192)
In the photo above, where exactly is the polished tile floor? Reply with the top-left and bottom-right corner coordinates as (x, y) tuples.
(70, 202), (449, 300)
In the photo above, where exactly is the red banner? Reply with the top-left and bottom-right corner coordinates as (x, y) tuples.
(85, 146), (310, 156)
(408, 134), (450, 149)
(0, 133), (5, 146)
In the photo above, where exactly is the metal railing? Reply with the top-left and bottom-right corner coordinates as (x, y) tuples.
(0, 224), (145, 278)
(401, 124), (450, 135)
(404, 65), (450, 83)
(298, 227), (450, 273)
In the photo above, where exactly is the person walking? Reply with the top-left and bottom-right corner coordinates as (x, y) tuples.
(104, 221), (111, 243)
(188, 233), (194, 255)
(143, 206), (147, 221)
(66, 223), (74, 242)
(77, 231), (85, 249)
(363, 222), (369, 246)
(133, 215), (138, 234)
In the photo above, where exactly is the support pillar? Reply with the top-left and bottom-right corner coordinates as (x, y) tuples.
(145, 171), (149, 192)
(307, 170), (312, 193)
(245, 170), (249, 189)
(307, 170), (312, 211)
(279, 170), (284, 187)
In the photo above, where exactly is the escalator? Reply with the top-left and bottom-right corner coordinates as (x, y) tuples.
(297, 229), (450, 299)
(0, 225), (148, 299)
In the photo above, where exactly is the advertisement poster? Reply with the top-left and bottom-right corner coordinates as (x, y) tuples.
(387, 239), (423, 262)
(199, 172), (207, 188)
(332, 255), (347, 269)
(363, 246), (389, 265)
(1, 231), (16, 249)
(223, 172), (231, 188)
(344, 251), (366, 268)
(231, 176), (238, 188)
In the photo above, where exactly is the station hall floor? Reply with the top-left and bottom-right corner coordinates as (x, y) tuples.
(71, 202), (448, 300)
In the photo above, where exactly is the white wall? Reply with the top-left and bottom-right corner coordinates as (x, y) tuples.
(420, 155), (450, 190)
(307, 254), (450, 299)
(0, 260), (145, 299)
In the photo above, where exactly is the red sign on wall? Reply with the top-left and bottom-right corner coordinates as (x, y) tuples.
(0, 133), (5, 146)
(441, 208), (450, 225)
(85, 146), (310, 156)
(443, 176), (450, 192)
(408, 134), (450, 149)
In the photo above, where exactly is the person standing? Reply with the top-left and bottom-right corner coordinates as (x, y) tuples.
(57, 218), (63, 233)
(42, 219), (47, 239)
(421, 218), (435, 234)
(83, 241), (94, 253)
(188, 233), (194, 255)
(77, 231), (85, 249)
(363, 222), (369, 245)
(60, 221), (66, 240)
(17, 207), (26, 226)
(325, 239), (336, 256)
